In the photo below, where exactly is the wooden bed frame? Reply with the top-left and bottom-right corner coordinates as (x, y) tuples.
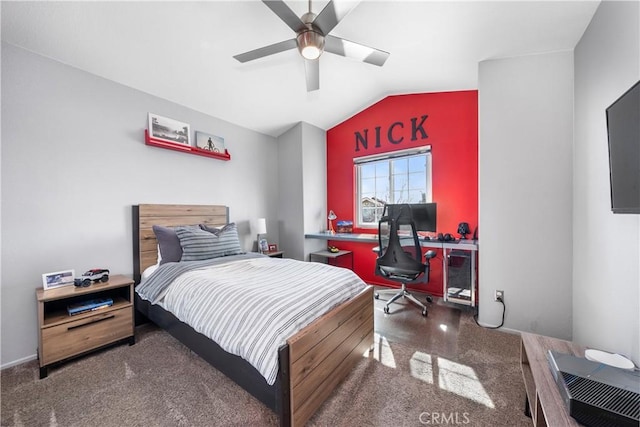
(132, 204), (374, 426)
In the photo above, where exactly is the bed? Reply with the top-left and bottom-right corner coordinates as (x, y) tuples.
(132, 204), (374, 426)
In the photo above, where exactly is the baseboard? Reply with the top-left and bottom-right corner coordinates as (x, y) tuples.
(1, 353), (37, 370)
(473, 320), (521, 335)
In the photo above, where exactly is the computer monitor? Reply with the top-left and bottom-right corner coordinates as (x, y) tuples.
(383, 203), (437, 232)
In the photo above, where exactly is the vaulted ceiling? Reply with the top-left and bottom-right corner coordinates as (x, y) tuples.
(1, 1), (600, 137)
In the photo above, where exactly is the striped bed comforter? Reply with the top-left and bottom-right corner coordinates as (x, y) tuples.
(136, 254), (367, 385)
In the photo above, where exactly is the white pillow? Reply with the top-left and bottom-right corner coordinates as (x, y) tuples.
(142, 263), (159, 280)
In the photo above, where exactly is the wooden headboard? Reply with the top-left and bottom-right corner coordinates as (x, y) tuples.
(132, 204), (229, 283)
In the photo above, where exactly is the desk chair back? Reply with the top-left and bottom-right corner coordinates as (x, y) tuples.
(376, 204), (427, 283)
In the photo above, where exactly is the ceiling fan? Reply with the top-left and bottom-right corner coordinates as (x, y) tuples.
(233, 0), (390, 92)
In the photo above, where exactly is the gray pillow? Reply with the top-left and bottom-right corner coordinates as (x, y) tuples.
(152, 225), (184, 265)
(199, 224), (220, 234)
(177, 223), (243, 261)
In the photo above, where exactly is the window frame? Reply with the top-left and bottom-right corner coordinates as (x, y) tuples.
(354, 146), (432, 229)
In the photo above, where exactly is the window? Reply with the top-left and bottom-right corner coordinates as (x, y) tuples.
(355, 146), (432, 228)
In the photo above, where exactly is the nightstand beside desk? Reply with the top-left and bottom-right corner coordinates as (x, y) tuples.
(36, 274), (135, 378)
(309, 249), (354, 270)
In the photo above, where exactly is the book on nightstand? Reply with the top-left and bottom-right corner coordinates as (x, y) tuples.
(67, 297), (113, 316)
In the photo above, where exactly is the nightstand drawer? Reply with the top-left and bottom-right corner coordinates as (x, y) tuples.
(41, 306), (133, 365)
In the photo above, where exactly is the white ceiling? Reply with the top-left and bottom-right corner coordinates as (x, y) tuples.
(2, 1), (600, 137)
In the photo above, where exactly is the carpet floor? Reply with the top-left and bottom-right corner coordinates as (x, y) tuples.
(1, 292), (531, 426)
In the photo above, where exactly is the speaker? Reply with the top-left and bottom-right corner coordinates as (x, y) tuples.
(447, 250), (471, 297)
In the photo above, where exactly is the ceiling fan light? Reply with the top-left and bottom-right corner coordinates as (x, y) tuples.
(297, 30), (325, 60)
(302, 45), (321, 60)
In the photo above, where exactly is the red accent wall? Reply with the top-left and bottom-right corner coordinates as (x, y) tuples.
(326, 91), (478, 296)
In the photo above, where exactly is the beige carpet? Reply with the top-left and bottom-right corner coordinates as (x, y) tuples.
(1, 299), (531, 426)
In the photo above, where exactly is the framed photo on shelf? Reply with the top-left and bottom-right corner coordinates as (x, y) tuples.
(42, 269), (75, 290)
(268, 244), (278, 252)
(195, 131), (225, 153)
(148, 113), (191, 146)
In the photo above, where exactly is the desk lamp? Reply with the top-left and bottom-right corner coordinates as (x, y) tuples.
(328, 210), (337, 234)
(256, 218), (267, 253)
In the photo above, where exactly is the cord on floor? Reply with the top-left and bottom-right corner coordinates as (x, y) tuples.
(473, 296), (505, 329)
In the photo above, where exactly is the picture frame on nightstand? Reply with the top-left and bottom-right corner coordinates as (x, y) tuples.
(42, 269), (75, 290)
(268, 244), (278, 252)
(259, 239), (269, 253)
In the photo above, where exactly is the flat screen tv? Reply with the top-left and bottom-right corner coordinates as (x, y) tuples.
(606, 80), (640, 214)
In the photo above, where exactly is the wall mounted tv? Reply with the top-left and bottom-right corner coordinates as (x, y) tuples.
(606, 80), (639, 214)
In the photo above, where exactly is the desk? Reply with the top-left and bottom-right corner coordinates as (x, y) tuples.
(306, 232), (377, 243)
(305, 232), (479, 307)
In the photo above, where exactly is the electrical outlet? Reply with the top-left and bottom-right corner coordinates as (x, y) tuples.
(494, 290), (504, 302)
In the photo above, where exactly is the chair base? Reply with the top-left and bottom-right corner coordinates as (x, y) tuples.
(375, 284), (429, 317)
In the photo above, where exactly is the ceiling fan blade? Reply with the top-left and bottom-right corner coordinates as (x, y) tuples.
(313, 1), (359, 36)
(233, 39), (297, 63)
(324, 35), (389, 67)
(305, 59), (319, 92)
(262, 0), (306, 33)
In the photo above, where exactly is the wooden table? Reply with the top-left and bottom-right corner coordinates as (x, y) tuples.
(520, 332), (585, 426)
(309, 249), (354, 270)
(263, 250), (284, 258)
(36, 274), (135, 378)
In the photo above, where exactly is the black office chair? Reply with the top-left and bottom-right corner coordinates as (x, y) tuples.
(374, 204), (436, 317)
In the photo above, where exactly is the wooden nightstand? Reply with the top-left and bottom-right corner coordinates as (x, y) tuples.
(263, 250), (284, 258)
(309, 249), (354, 270)
(36, 274), (135, 379)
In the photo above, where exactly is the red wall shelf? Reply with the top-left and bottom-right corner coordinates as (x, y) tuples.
(144, 130), (231, 161)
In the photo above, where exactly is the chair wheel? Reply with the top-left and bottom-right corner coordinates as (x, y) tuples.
(374, 293), (380, 299)
(426, 296), (433, 303)
(383, 306), (389, 314)
(422, 308), (428, 317)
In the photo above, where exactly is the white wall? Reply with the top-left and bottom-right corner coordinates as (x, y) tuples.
(277, 123), (305, 260)
(277, 122), (327, 261)
(301, 123), (328, 260)
(478, 51), (574, 339)
(573, 0), (640, 365)
(1, 43), (280, 366)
